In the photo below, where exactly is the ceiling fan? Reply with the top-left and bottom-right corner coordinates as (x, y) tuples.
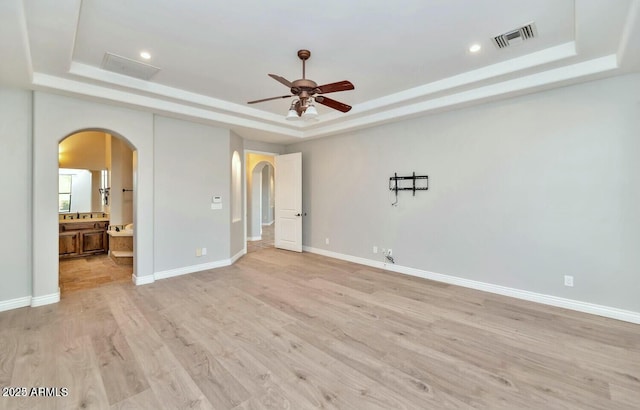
(247, 49), (354, 119)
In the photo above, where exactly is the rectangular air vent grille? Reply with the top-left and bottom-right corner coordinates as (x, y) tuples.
(492, 22), (537, 49)
(101, 52), (161, 80)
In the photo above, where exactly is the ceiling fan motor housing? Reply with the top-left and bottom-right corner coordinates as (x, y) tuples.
(247, 48), (354, 114)
(291, 79), (319, 97)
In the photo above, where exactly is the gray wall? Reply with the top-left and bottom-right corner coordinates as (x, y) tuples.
(244, 139), (286, 154)
(33, 91), (155, 296)
(287, 74), (640, 313)
(153, 116), (231, 272)
(0, 89), (282, 309)
(0, 88), (32, 303)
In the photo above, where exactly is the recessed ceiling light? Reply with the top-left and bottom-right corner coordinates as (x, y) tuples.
(140, 51), (151, 60)
(468, 43), (482, 53)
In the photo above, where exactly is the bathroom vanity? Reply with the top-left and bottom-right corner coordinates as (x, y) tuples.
(59, 213), (109, 258)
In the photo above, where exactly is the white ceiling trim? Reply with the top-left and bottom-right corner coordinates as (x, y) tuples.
(13, 0), (637, 143)
(350, 42), (577, 116)
(33, 54), (618, 141)
(68, 61), (294, 127)
(65, 42), (578, 133)
(303, 55), (620, 139)
(31, 73), (303, 138)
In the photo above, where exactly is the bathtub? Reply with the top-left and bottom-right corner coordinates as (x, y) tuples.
(108, 224), (133, 264)
(107, 223), (134, 237)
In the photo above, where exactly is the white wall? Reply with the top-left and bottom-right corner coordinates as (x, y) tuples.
(33, 92), (155, 300)
(244, 139), (286, 155)
(0, 88), (32, 307)
(0, 89), (272, 310)
(153, 116), (231, 273)
(287, 74), (640, 314)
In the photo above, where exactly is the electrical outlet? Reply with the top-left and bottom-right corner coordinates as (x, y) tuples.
(373, 245), (378, 254)
(196, 248), (202, 257)
(564, 275), (574, 287)
(202, 247), (207, 255)
(325, 238), (330, 245)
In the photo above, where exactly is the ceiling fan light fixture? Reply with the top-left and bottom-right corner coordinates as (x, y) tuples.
(285, 101), (299, 120)
(302, 102), (318, 119)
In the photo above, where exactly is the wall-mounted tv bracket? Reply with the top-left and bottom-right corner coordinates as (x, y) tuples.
(389, 172), (428, 206)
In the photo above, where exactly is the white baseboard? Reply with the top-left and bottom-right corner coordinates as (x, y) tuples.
(303, 246), (640, 325)
(137, 250), (246, 286)
(262, 221), (274, 226)
(0, 296), (32, 312)
(133, 273), (155, 285)
(230, 248), (246, 264)
(248, 236), (262, 241)
(154, 256), (234, 281)
(31, 290), (60, 307)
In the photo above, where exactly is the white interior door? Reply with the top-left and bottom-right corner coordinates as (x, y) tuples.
(275, 152), (302, 252)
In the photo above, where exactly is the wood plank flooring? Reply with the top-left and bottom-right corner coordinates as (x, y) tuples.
(2, 247), (639, 409)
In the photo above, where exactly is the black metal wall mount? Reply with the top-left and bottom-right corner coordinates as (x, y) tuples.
(389, 172), (428, 205)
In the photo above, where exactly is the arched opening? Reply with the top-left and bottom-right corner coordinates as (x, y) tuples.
(246, 153), (276, 253)
(57, 130), (136, 293)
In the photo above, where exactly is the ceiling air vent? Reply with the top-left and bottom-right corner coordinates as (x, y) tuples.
(492, 22), (537, 49)
(101, 52), (160, 80)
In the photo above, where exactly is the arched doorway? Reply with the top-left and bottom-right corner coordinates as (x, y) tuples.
(31, 93), (155, 307)
(246, 152), (276, 252)
(57, 129), (136, 293)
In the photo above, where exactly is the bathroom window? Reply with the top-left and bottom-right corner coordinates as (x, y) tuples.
(59, 174), (72, 212)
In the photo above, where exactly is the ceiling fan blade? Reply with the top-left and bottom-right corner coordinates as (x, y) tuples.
(247, 95), (291, 104)
(316, 80), (354, 94)
(268, 74), (293, 88)
(315, 96), (352, 113)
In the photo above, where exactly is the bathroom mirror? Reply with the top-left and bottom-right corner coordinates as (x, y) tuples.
(58, 168), (106, 213)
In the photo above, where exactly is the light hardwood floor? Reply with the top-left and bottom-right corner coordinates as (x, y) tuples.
(2, 248), (639, 409)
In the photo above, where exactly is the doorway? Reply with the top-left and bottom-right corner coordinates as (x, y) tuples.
(246, 152), (276, 253)
(57, 130), (135, 293)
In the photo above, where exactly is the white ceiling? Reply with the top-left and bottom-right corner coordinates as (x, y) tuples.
(1, 0), (639, 144)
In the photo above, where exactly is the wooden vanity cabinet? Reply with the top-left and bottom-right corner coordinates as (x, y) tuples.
(59, 221), (109, 258)
(59, 231), (80, 257)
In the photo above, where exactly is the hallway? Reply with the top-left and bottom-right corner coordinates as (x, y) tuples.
(247, 224), (274, 253)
